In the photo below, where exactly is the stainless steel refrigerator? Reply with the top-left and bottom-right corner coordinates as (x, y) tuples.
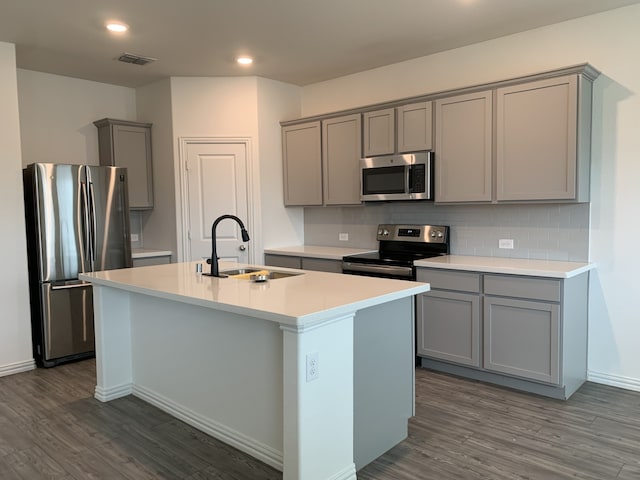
(23, 163), (132, 367)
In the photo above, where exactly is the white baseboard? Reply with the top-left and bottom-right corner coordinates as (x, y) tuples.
(95, 382), (133, 402)
(0, 359), (36, 377)
(327, 464), (357, 480)
(132, 383), (283, 471)
(587, 370), (640, 392)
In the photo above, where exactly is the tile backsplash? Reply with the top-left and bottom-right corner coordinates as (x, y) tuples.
(304, 202), (589, 262)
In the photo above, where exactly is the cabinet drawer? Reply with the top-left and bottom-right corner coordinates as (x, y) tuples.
(416, 269), (481, 293)
(484, 275), (560, 302)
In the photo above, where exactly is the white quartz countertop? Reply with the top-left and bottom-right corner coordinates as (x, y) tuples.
(132, 248), (173, 259)
(415, 255), (594, 279)
(264, 245), (375, 260)
(80, 261), (428, 327)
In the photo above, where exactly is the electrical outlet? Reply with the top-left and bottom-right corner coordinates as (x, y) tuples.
(339, 233), (349, 241)
(131, 233), (139, 242)
(306, 352), (319, 382)
(498, 238), (514, 249)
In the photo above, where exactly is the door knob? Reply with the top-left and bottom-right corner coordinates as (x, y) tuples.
(239, 245), (246, 251)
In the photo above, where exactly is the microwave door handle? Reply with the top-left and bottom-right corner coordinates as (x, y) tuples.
(405, 166), (411, 194)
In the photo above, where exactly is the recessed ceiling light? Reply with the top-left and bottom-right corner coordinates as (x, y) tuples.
(106, 22), (129, 33)
(237, 56), (253, 65)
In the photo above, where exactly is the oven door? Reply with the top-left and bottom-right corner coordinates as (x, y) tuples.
(342, 261), (415, 280)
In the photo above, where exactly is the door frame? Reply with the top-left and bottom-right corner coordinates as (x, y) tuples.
(177, 136), (262, 264)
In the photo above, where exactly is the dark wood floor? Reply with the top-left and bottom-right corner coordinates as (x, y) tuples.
(1, 360), (639, 479)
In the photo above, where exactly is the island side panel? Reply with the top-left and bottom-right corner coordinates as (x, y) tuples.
(127, 293), (284, 470)
(354, 297), (414, 470)
(281, 314), (357, 480)
(93, 285), (133, 401)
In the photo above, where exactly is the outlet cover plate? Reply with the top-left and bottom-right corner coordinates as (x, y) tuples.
(498, 238), (514, 249)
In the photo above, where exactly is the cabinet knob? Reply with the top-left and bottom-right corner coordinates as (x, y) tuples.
(239, 245), (246, 251)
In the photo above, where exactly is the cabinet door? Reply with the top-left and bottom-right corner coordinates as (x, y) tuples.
(484, 296), (560, 384)
(322, 114), (362, 205)
(435, 91), (493, 202)
(363, 108), (395, 156)
(112, 123), (154, 209)
(496, 75), (578, 201)
(282, 122), (322, 206)
(397, 102), (433, 153)
(416, 290), (481, 367)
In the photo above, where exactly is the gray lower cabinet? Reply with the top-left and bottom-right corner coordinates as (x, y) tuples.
(416, 269), (481, 367)
(264, 254), (343, 273)
(94, 118), (154, 210)
(484, 296), (560, 384)
(416, 290), (481, 367)
(417, 267), (588, 399)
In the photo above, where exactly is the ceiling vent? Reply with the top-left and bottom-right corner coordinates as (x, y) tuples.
(117, 53), (156, 66)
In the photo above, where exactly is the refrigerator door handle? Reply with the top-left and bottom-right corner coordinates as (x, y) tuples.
(86, 167), (97, 271)
(81, 180), (91, 268)
(51, 281), (91, 290)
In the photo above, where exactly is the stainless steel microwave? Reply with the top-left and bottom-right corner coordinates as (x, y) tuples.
(360, 151), (434, 201)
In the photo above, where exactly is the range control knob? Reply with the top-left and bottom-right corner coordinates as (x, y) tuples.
(382, 229), (390, 236)
(436, 231), (444, 238)
(430, 232), (437, 238)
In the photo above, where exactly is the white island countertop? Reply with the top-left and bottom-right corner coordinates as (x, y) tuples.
(80, 261), (428, 327)
(415, 255), (594, 279)
(264, 245), (375, 260)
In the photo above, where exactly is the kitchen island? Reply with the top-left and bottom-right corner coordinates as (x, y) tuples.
(79, 262), (428, 480)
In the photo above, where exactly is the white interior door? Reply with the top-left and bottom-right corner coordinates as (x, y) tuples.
(185, 142), (250, 264)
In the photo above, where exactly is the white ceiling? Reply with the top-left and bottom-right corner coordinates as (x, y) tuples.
(1, 0), (638, 88)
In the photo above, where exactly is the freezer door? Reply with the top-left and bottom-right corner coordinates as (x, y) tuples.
(86, 166), (132, 271)
(41, 281), (94, 361)
(30, 163), (91, 282)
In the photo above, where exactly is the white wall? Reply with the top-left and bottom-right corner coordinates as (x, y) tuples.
(17, 69), (136, 166)
(256, 77), (304, 252)
(169, 76), (302, 262)
(0, 42), (34, 376)
(136, 78), (178, 258)
(300, 5), (640, 390)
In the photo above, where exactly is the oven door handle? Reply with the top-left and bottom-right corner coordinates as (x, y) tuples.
(342, 262), (413, 278)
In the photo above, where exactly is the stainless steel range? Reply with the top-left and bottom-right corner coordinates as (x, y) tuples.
(342, 224), (450, 280)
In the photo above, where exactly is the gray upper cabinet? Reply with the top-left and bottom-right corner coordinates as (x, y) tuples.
(434, 90), (493, 203)
(322, 114), (362, 205)
(496, 74), (591, 202)
(363, 108), (395, 156)
(282, 121), (323, 206)
(282, 64), (598, 207)
(282, 116), (361, 207)
(94, 118), (153, 210)
(396, 101), (433, 153)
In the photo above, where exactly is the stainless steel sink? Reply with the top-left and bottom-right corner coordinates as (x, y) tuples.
(219, 268), (263, 276)
(262, 271), (303, 280)
(219, 268), (303, 281)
